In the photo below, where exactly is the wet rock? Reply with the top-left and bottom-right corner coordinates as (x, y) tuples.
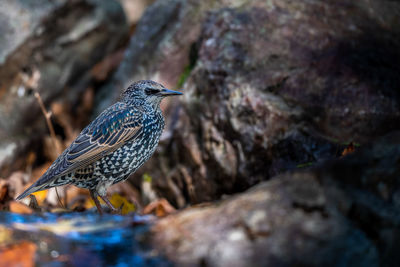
(0, 0), (128, 176)
(102, 0), (400, 205)
(152, 132), (400, 266)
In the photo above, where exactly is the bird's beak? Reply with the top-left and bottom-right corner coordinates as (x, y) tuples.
(160, 88), (183, 96)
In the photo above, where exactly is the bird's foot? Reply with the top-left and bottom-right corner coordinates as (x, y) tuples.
(90, 190), (104, 215)
(99, 194), (125, 215)
(110, 203), (124, 215)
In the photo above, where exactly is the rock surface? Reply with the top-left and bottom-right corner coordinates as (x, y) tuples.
(1, 132), (399, 266)
(98, 0), (400, 205)
(0, 0), (128, 176)
(152, 132), (400, 267)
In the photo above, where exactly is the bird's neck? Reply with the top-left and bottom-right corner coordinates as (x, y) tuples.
(124, 97), (145, 106)
(124, 98), (162, 113)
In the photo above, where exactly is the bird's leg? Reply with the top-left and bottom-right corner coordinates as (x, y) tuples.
(89, 189), (103, 215)
(99, 194), (117, 212)
(99, 194), (124, 214)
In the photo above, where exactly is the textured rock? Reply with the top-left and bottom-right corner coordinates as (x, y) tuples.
(0, 0), (128, 175)
(152, 132), (400, 267)
(101, 0), (400, 205)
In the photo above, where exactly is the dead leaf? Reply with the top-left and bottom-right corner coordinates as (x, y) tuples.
(31, 190), (47, 206)
(0, 226), (12, 246)
(85, 193), (136, 215)
(143, 198), (176, 217)
(108, 182), (141, 210)
(0, 241), (36, 267)
(341, 142), (356, 157)
(9, 201), (33, 214)
(84, 196), (96, 211)
(109, 194), (135, 215)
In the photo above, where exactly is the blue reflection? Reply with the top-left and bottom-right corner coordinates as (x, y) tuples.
(0, 212), (171, 266)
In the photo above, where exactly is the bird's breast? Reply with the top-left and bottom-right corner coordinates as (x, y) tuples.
(95, 111), (164, 181)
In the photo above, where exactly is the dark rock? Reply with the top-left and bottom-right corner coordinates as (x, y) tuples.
(93, 0), (184, 114)
(103, 0), (400, 205)
(152, 132), (400, 267)
(0, 0), (128, 175)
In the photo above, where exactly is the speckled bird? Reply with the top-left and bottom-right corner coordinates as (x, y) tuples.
(16, 80), (182, 214)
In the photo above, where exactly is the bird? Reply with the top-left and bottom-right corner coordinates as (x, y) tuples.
(16, 80), (183, 214)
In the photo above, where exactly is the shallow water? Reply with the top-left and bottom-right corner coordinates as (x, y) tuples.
(0, 212), (171, 266)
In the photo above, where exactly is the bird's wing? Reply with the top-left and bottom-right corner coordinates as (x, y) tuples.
(16, 103), (144, 199)
(62, 107), (143, 173)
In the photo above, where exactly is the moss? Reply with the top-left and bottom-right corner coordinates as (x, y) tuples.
(296, 162), (314, 168)
(177, 65), (193, 88)
(177, 42), (198, 88)
(342, 141), (361, 147)
(142, 173), (152, 183)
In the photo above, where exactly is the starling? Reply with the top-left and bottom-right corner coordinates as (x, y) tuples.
(16, 80), (183, 214)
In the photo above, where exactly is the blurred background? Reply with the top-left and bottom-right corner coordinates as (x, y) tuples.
(0, 0), (399, 266)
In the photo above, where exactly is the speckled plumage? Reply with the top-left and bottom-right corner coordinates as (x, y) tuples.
(16, 80), (182, 214)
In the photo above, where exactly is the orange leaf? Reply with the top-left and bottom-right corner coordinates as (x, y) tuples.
(143, 198), (176, 217)
(31, 190), (48, 206)
(9, 201), (33, 214)
(341, 142), (356, 157)
(0, 241), (36, 267)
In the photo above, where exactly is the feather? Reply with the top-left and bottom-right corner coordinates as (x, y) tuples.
(16, 102), (144, 199)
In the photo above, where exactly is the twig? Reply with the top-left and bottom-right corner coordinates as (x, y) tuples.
(21, 68), (65, 209)
(33, 94), (65, 210)
(34, 92), (65, 209)
(34, 92), (62, 155)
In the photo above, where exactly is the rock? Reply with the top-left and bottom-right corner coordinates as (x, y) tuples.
(101, 0), (400, 205)
(0, 0), (128, 176)
(94, 0), (185, 114)
(151, 132), (400, 266)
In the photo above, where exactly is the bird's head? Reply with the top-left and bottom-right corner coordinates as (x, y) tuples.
(122, 80), (183, 107)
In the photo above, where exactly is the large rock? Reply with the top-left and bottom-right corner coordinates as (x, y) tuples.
(99, 0), (400, 206)
(151, 132), (400, 266)
(0, 0), (128, 176)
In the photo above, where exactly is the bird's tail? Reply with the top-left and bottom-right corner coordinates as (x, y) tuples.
(15, 182), (47, 200)
(15, 175), (68, 200)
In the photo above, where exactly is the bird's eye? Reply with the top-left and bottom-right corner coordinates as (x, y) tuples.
(145, 88), (160, 95)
